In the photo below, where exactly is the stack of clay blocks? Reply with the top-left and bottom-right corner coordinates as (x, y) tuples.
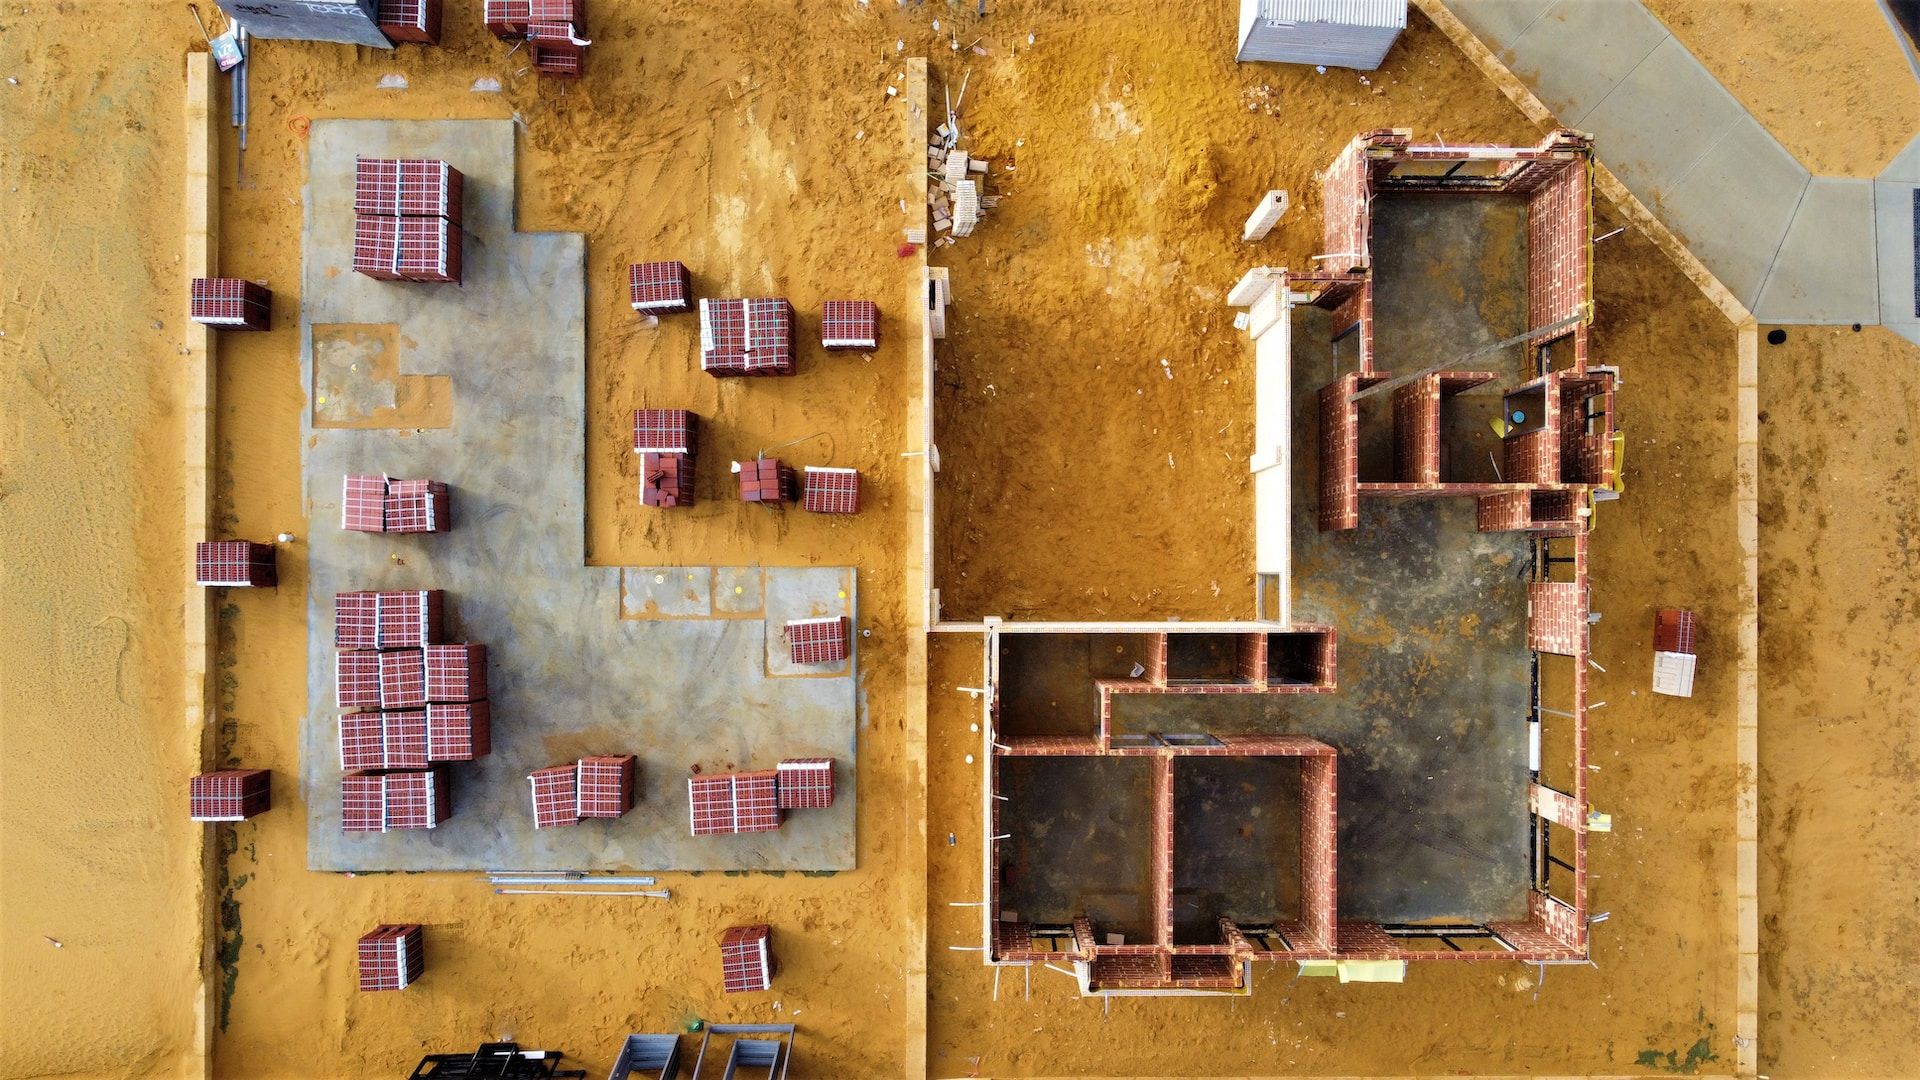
(820, 300), (878, 350)
(528, 755), (638, 828)
(628, 260), (692, 314)
(785, 616), (849, 665)
(736, 458), (797, 505)
(189, 277), (272, 331)
(352, 158), (463, 283)
(801, 467), (860, 514)
(190, 770), (272, 822)
(357, 924), (425, 991)
(376, 0), (442, 44)
(700, 298), (794, 375)
(194, 541), (277, 587)
(341, 474), (452, 533)
(634, 409), (698, 508)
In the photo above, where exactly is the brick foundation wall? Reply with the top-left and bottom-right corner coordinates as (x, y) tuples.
(1300, 755), (1338, 952)
(1234, 632), (1266, 686)
(1150, 757), (1174, 948)
(1504, 429), (1557, 485)
(1392, 378), (1441, 483)
(1528, 581), (1586, 656)
(1320, 137), (1371, 273)
(1477, 490), (1532, 531)
(1527, 158), (1589, 346)
(1318, 377), (1360, 532)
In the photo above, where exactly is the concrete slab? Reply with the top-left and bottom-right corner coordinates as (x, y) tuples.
(1659, 115), (1810, 308)
(1502, 0), (1669, 126)
(1576, 35), (1746, 203)
(1878, 130), (1920, 185)
(623, 566), (715, 619)
(1754, 178), (1881, 324)
(300, 120), (857, 871)
(713, 566), (765, 616)
(1446, 0), (1558, 52)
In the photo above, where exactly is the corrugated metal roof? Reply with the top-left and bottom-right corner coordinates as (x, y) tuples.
(1258, 0), (1406, 28)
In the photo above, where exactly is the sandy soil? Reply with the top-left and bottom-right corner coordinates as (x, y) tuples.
(1644, 0), (1920, 177)
(1755, 324), (1920, 1077)
(0, 4), (205, 1076)
(1, 0), (1915, 1077)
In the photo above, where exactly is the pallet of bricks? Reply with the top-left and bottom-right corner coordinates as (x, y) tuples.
(634, 409), (698, 508)
(352, 157), (463, 283)
(335, 589), (492, 832)
(484, 0), (589, 78)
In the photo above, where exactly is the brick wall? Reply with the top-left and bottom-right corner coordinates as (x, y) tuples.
(1141, 633), (1169, 686)
(1318, 377), (1360, 532)
(1477, 490), (1532, 532)
(1150, 757), (1174, 948)
(1528, 581), (1586, 656)
(1233, 632), (1266, 686)
(1300, 755), (1338, 952)
(1504, 429), (1557, 485)
(1320, 137), (1371, 272)
(1392, 377), (1440, 483)
(1526, 158), (1589, 346)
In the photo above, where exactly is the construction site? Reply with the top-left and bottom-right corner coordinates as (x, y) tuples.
(3, 0), (1918, 1077)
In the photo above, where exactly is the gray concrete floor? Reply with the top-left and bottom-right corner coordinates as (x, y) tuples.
(996, 633), (1157, 738)
(999, 756), (1156, 942)
(1370, 195), (1531, 380)
(299, 121), (857, 871)
(1171, 757), (1301, 945)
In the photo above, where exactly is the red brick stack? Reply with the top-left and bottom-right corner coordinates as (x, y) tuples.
(774, 758), (834, 809)
(801, 467), (860, 514)
(527, 754), (639, 828)
(189, 277), (272, 331)
(687, 771), (783, 836)
(190, 770), (272, 822)
(335, 590), (490, 830)
(699, 298), (795, 375)
(689, 760), (835, 835)
(485, 0), (588, 78)
(719, 925), (775, 993)
(352, 158), (463, 284)
(376, 0), (442, 44)
(357, 924), (426, 991)
(785, 616), (849, 665)
(634, 409), (698, 508)
(735, 458), (797, 505)
(341, 474), (453, 534)
(628, 261), (692, 315)
(194, 541), (276, 588)
(820, 300), (878, 350)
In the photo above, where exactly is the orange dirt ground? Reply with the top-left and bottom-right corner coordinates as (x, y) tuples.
(2, 1), (1916, 1078)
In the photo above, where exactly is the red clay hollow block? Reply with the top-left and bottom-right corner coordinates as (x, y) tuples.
(335, 591), (378, 649)
(687, 774), (734, 836)
(189, 277), (271, 331)
(801, 466), (860, 514)
(483, 0), (530, 37)
(700, 298), (795, 376)
(820, 300), (879, 350)
(194, 541), (276, 587)
(633, 408), (698, 455)
(775, 758), (834, 809)
(424, 643), (487, 702)
(1655, 608), (1697, 655)
(531, 44), (583, 78)
(339, 711), (388, 772)
(384, 479), (451, 533)
(642, 453), (695, 508)
(375, 589), (445, 649)
(353, 158), (463, 223)
(190, 769), (271, 822)
(336, 650), (384, 712)
(736, 458), (797, 504)
(731, 770), (783, 832)
(719, 925), (775, 993)
(576, 755), (637, 819)
(529, 764), (581, 829)
(376, 0), (442, 44)
(426, 701), (491, 761)
(352, 215), (463, 284)
(343, 768), (450, 832)
(629, 261), (692, 314)
(378, 649), (428, 710)
(342, 474), (388, 533)
(357, 924), (425, 991)
(785, 616), (849, 665)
